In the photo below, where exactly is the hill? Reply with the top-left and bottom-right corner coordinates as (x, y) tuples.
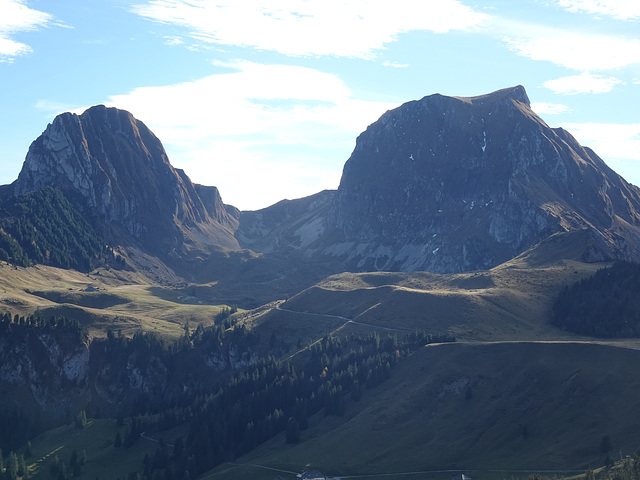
(208, 341), (640, 480)
(243, 255), (604, 344)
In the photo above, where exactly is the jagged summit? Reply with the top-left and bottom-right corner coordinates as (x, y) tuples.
(454, 84), (530, 106)
(14, 105), (239, 257)
(327, 85), (640, 271)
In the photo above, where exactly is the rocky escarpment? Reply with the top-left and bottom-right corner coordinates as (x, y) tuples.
(0, 324), (91, 418)
(239, 86), (640, 273)
(13, 105), (239, 257)
(0, 318), (262, 433)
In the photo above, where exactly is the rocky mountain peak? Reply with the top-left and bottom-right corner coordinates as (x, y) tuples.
(323, 85), (640, 272)
(14, 105), (239, 256)
(239, 86), (640, 274)
(456, 84), (530, 107)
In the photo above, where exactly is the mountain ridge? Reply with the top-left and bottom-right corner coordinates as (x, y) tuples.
(3, 86), (640, 285)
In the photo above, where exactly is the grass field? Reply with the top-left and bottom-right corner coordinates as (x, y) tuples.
(241, 259), (608, 349)
(27, 419), (142, 479)
(0, 263), (242, 340)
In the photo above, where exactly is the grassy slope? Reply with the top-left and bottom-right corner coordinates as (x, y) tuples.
(207, 342), (640, 480)
(8, 251), (639, 480)
(203, 257), (640, 479)
(0, 263), (240, 340)
(26, 419), (186, 480)
(240, 259), (607, 345)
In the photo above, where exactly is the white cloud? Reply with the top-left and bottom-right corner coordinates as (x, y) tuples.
(130, 0), (489, 58)
(0, 0), (53, 62)
(531, 102), (571, 114)
(382, 61), (409, 68)
(503, 31), (640, 71)
(556, 0), (640, 20)
(34, 99), (76, 112)
(92, 61), (396, 209)
(543, 72), (623, 94)
(562, 122), (640, 165)
(163, 35), (184, 46)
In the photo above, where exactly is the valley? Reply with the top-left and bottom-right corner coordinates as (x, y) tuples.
(4, 254), (640, 480)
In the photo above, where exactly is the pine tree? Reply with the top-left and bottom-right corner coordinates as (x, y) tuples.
(6, 452), (18, 480)
(17, 454), (27, 479)
(74, 410), (87, 429)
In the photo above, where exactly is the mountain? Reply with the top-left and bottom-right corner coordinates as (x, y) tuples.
(12, 105), (240, 260)
(6, 86), (640, 281)
(238, 85), (640, 273)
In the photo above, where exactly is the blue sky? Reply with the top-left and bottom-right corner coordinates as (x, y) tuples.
(1, 0), (639, 210)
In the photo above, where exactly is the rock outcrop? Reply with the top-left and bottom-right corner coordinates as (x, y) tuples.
(14, 105), (239, 257)
(0, 326), (91, 417)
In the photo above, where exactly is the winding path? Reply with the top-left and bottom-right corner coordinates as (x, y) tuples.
(275, 303), (411, 334)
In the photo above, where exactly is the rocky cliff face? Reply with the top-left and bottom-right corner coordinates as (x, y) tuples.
(0, 327), (90, 417)
(239, 86), (640, 273)
(0, 321), (261, 427)
(14, 105), (239, 257)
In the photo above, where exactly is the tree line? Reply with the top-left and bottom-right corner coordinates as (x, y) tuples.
(552, 261), (640, 338)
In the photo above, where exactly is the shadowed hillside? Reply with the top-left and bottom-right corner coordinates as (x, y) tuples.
(205, 341), (640, 480)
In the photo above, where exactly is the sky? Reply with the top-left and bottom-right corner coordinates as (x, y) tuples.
(1, 0), (639, 211)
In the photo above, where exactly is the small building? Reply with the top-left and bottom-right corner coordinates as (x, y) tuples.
(298, 471), (326, 480)
(452, 474), (472, 480)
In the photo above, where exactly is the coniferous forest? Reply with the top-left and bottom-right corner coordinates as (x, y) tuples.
(552, 261), (640, 338)
(0, 186), (116, 272)
(0, 310), (454, 480)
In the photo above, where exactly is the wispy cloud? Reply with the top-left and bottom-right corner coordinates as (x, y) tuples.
(163, 35), (183, 46)
(555, 0), (640, 20)
(91, 61), (396, 209)
(0, 0), (53, 62)
(503, 30), (640, 71)
(544, 72), (623, 94)
(382, 61), (409, 68)
(531, 102), (571, 114)
(130, 0), (489, 58)
(34, 99), (76, 112)
(562, 122), (640, 167)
